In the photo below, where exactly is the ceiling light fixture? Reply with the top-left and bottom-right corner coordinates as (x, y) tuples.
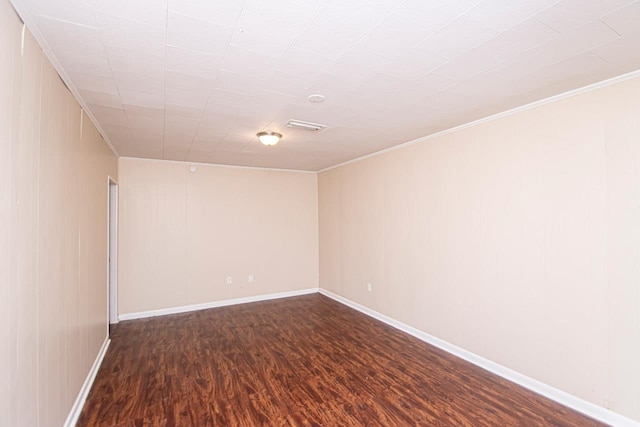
(257, 131), (282, 146)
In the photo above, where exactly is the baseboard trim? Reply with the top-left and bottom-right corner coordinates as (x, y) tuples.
(318, 289), (639, 427)
(118, 288), (320, 321)
(64, 337), (111, 427)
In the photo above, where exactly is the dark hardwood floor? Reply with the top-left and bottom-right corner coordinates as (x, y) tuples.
(78, 294), (604, 426)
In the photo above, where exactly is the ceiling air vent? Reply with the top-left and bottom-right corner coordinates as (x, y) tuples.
(285, 119), (326, 131)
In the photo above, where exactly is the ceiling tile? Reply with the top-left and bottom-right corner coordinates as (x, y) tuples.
(378, 49), (449, 80)
(164, 133), (194, 147)
(132, 128), (163, 144)
(229, 10), (303, 57)
(534, 0), (636, 33)
(163, 145), (189, 160)
(53, 51), (112, 78)
(96, 13), (166, 57)
(533, 20), (621, 65)
(474, 17), (561, 61)
(192, 129), (226, 145)
(29, 0), (97, 26)
(68, 72), (119, 95)
(34, 15), (105, 56)
(317, 0), (404, 28)
(394, 0), (483, 32)
(327, 50), (394, 81)
(431, 48), (502, 81)
(309, 72), (364, 99)
(355, 14), (436, 58)
(113, 144), (140, 158)
(164, 104), (202, 118)
(515, 52), (611, 98)
(168, 0), (245, 26)
(89, 105), (130, 127)
(206, 89), (252, 110)
(465, 0), (559, 32)
(293, 18), (370, 59)
(165, 88), (209, 110)
(261, 71), (315, 98)
(101, 124), (136, 152)
(166, 46), (223, 78)
(250, 89), (298, 110)
(92, 0), (168, 27)
(113, 70), (164, 95)
(244, 0), (324, 26)
(167, 12), (233, 56)
(185, 150), (215, 162)
(194, 122), (232, 141)
(276, 48), (335, 79)
(120, 90), (165, 109)
(189, 139), (221, 151)
(212, 71), (264, 96)
(412, 73), (458, 97)
(590, 34), (640, 72)
(124, 105), (164, 119)
(166, 71), (214, 93)
(600, 2), (640, 36)
(419, 15), (499, 60)
(222, 46), (280, 77)
(133, 145), (164, 160)
(128, 115), (165, 137)
(165, 113), (201, 135)
(79, 89), (123, 109)
(105, 46), (165, 75)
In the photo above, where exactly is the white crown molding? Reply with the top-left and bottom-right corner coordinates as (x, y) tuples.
(118, 156), (318, 174)
(317, 69), (640, 174)
(9, 0), (120, 158)
(118, 288), (319, 321)
(319, 288), (640, 427)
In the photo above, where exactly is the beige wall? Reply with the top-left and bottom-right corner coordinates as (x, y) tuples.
(118, 158), (318, 315)
(0, 2), (118, 426)
(319, 76), (640, 421)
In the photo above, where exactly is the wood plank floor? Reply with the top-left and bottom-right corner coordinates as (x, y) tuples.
(78, 294), (604, 426)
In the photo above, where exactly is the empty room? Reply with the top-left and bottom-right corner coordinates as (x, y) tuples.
(2, 0), (640, 426)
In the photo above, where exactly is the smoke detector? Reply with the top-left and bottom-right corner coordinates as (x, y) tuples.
(308, 94), (325, 103)
(285, 119), (326, 131)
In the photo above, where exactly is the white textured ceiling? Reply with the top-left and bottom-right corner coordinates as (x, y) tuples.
(11, 0), (640, 171)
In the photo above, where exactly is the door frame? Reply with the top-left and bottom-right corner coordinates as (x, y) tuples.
(107, 177), (118, 327)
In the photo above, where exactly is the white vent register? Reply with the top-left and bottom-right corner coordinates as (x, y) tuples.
(285, 119), (326, 131)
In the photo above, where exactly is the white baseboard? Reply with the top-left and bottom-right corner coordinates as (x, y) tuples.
(118, 288), (319, 321)
(319, 288), (639, 427)
(64, 337), (111, 427)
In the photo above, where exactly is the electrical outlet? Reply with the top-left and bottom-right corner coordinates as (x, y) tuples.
(226, 276), (232, 285)
(248, 274), (254, 283)
(367, 282), (372, 292)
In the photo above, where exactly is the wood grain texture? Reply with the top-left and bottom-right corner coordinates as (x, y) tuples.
(78, 294), (605, 426)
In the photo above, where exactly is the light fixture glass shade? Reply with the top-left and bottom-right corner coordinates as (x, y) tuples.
(257, 131), (282, 146)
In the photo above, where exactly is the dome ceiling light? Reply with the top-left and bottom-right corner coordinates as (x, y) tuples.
(257, 131), (282, 146)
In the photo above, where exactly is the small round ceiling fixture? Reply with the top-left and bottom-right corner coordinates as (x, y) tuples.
(257, 131), (282, 146)
(308, 94), (325, 103)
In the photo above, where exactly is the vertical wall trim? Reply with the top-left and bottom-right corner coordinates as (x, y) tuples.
(20, 23), (25, 56)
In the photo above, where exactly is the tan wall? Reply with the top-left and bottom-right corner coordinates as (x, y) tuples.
(118, 158), (319, 315)
(319, 76), (640, 421)
(0, 2), (118, 426)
